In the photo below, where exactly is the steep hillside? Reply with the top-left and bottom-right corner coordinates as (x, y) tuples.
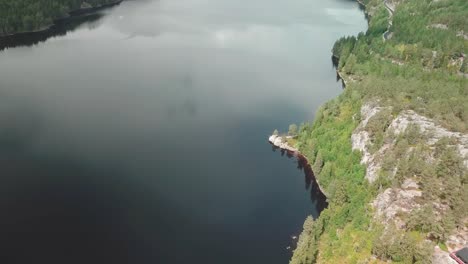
(287, 0), (467, 263)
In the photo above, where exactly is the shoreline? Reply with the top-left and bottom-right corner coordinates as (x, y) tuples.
(332, 54), (349, 88)
(268, 134), (329, 197)
(0, 0), (123, 39)
(268, 0), (368, 221)
(67, 0), (124, 17)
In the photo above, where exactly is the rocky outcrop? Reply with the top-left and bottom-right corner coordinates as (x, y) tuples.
(457, 30), (468, 40)
(429, 23), (449, 30)
(351, 103), (391, 182)
(433, 246), (457, 264)
(446, 225), (468, 252)
(352, 104), (468, 183)
(352, 103), (468, 262)
(268, 135), (298, 152)
(389, 110), (468, 168)
(372, 178), (422, 227)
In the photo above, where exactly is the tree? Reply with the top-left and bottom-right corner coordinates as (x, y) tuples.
(343, 54), (358, 74)
(407, 205), (436, 233)
(290, 216), (317, 264)
(331, 181), (349, 205)
(312, 151), (324, 175)
(288, 124), (298, 136)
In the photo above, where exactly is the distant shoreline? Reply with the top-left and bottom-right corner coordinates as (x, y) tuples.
(0, 0), (123, 39)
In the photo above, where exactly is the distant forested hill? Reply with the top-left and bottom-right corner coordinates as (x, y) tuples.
(0, 0), (118, 36)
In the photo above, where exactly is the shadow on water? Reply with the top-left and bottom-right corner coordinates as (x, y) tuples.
(0, 13), (105, 51)
(271, 145), (328, 215)
(331, 56), (347, 89)
(331, 55), (339, 69)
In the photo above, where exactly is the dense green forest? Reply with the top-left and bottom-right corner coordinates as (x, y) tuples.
(287, 0), (467, 263)
(0, 0), (118, 35)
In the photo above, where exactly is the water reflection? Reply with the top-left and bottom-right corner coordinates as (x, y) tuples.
(272, 145), (328, 214)
(297, 154), (328, 213)
(0, 0), (366, 262)
(0, 14), (105, 51)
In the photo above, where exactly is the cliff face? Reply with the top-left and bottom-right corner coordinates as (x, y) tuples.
(352, 102), (468, 184)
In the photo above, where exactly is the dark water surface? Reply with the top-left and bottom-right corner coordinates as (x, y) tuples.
(0, 0), (366, 263)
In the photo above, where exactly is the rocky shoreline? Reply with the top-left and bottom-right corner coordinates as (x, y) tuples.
(268, 135), (299, 152)
(268, 134), (328, 197)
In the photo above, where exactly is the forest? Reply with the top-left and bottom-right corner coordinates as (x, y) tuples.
(0, 0), (117, 36)
(289, 0), (467, 263)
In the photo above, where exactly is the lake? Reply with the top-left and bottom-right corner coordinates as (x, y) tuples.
(0, 0), (366, 263)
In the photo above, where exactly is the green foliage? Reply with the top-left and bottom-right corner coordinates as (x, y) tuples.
(357, 73), (467, 132)
(331, 0), (468, 132)
(391, 0), (467, 53)
(367, 5), (390, 37)
(372, 228), (434, 263)
(312, 151), (324, 175)
(0, 0), (117, 35)
(438, 242), (448, 252)
(461, 59), (468, 74)
(436, 145), (465, 179)
(329, 181), (348, 205)
(407, 205), (439, 234)
(366, 108), (393, 153)
(290, 216), (318, 264)
(405, 124), (423, 145)
(378, 136), (467, 243)
(291, 0), (467, 262)
(342, 54), (358, 74)
(300, 89), (366, 189)
(289, 124), (298, 136)
(435, 146), (468, 227)
(332, 36), (356, 61)
(291, 88), (375, 263)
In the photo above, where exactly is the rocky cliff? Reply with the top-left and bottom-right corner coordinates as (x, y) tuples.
(352, 102), (468, 263)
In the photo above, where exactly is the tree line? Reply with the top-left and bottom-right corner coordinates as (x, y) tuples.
(0, 0), (117, 36)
